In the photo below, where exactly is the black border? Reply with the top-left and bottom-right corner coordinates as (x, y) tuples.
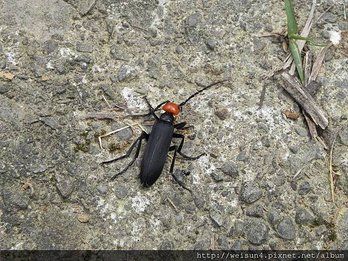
(0, 250), (346, 261)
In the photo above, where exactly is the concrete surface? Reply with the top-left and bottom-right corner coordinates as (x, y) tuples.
(0, 0), (347, 250)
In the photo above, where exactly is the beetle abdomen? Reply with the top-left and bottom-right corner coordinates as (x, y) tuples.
(140, 120), (174, 187)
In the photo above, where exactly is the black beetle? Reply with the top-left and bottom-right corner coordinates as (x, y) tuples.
(102, 80), (227, 192)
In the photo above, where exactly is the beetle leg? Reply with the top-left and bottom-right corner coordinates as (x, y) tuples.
(174, 121), (186, 129)
(125, 98), (169, 119)
(169, 145), (192, 193)
(101, 131), (149, 180)
(172, 133), (205, 160)
(175, 122), (195, 132)
(142, 98), (170, 120)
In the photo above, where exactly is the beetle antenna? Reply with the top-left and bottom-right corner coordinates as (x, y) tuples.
(179, 80), (227, 108)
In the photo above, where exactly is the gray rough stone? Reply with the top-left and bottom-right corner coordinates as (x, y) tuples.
(298, 181), (311, 195)
(322, 12), (337, 23)
(230, 239), (249, 250)
(0, 84), (10, 94)
(267, 209), (282, 227)
(76, 41), (93, 53)
(220, 161), (239, 177)
(39, 116), (60, 129)
(110, 46), (131, 61)
(337, 208), (348, 248)
(240, 182), (263, 204)
(217, 235), (230, 249)
(56, 176), (75, 198)
(214, 108), (230, 120)
(118, 64), (136, 82)
(77, 0), (96, 16)
(229, 220), (244, 238)
(245, 219), (269, 245)
(261, 136), (271, 147)
(276, 217), (296, 240)
(175, 45), (184, 54)
(210, 172), (223, 182)
(206, 39), (217, 50)
(339, 127), (348, 145)
(2, 190), (29, 210)
(192, 192), (205, 209)
(158, 240), (174, 250)
(112, 124), (133, 141)
(246, 203), (264, 218)
(339, 21), (348, 30)
(315, 225), (328, 236)
(209, 208), (223, 227)
(97, 184), (108, 194)
(295, 208), (315, 225)
(115, 185), (128, 199)
(43, 39), (58, 54)
(337, 165), (348, 195)
(236, 150), (249, 162)
(289, 144), (299, 154)
(294, 126), (308, 137)
(186, 13), (201, 27)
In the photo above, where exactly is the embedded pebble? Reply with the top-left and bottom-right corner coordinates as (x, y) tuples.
(240, 183), (263, 204)
(267, 209), (282, 227)
(186, 13), (200, 27)
(276, 217), (296, 240)
(3, 190), (29, 210)
(56, 176), (75, 198)
(246, 203), (264, 218)
(339, 128), (348, 145)
(294, 126), (308, 137)
(295, 208), (315, 225)
(76, 41), (93, 53)
(220, 162), (239, 177)
(77, 213), (90, 223)
(245, 219), (269, 245)
(97, 184), (108, 194)
(229, 220), (244, 238)
(298, 181), (311, 195)
(115, 185), (128, 199)
(0, 83), (10, 94)
(209, 208), (223, 227)
(214, 108), (229, 120)
(206, 39), (217, 50)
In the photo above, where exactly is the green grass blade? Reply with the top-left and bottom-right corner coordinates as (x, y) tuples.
(289, 33), (327, 47)
(285, 0), (298, 35)
(289, 39), (305, 84)
(285, 0), (304, 84)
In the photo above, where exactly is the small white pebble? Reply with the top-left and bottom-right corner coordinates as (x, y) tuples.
(329, 31), (341, 45)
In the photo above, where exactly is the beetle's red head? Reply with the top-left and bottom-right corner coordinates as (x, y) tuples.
(162, 102), (181, 116)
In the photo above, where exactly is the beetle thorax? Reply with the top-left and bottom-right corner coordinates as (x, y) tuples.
(162, 102), (180, 116)
(159, 112), (175, 123)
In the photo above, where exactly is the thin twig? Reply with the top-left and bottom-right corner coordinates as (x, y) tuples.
(304, 50), (313, 86)
(167, 197), (179, 212)
(303, 50), (319, 139)
(293, 166), (305, 179)
(98, 123), (147, 149)
(258, 85), (267, 109)
(329, 131), (339, 202)
(309, 44), (332, 82)
(102, 95), (112, 108)
(281, 72), (329, 129)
